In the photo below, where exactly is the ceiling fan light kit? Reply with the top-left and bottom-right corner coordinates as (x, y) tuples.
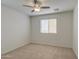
(33, 3), (41, 12)
(34, 8), (40, 11)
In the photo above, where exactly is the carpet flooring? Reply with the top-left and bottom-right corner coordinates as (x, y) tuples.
(2, 44), (77, 59)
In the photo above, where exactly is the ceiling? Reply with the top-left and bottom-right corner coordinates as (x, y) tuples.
(2, 0), (77, 16)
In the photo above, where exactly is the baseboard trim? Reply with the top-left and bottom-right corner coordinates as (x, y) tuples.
(72, 49), (78, 59)
(2, 43), (31, 55)
(30, 42), (72, 49)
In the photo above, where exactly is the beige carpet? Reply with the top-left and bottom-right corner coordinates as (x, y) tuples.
(2, 43), (77, 59)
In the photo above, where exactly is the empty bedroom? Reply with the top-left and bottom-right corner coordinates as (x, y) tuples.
(1, 0), (78, 59)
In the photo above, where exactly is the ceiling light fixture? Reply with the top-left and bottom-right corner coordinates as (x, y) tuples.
(34, 4), (40, 12)
(54, 8), (59, 11)
(34, 8), (40, 11)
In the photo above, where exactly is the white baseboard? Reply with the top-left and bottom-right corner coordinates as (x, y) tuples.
(30, 41), (72, 48)
(72, 49), (78, 59)
(1, 42), (30, 55)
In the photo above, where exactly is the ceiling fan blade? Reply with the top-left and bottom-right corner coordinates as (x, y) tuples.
(41, 6), (50, 9)
(31, 10), (35, 12)
(34, 0), (37, 4)
(23, 5), (32, 7)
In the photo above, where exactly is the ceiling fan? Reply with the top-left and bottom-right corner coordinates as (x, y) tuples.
(23, 0), (50, 12)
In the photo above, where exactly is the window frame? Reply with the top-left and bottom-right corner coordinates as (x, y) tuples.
(40, 19), (57, 33)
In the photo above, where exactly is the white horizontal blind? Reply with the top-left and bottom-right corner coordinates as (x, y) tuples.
(48, 19), (56, 33)
(40, 19), (57, 33)
(40, 20), (48, 33)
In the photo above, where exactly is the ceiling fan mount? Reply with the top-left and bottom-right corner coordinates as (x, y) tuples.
(23, 0), (50, 12)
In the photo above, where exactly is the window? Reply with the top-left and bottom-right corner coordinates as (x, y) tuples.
(40, 19), (57, 33)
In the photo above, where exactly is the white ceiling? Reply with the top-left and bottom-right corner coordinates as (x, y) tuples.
(2, 0), (77, 16)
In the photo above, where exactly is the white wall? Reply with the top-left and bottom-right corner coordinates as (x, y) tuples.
(73, 4), (78, 57)
(1, 5), (31, 54)
(31, 11), (73, 48)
